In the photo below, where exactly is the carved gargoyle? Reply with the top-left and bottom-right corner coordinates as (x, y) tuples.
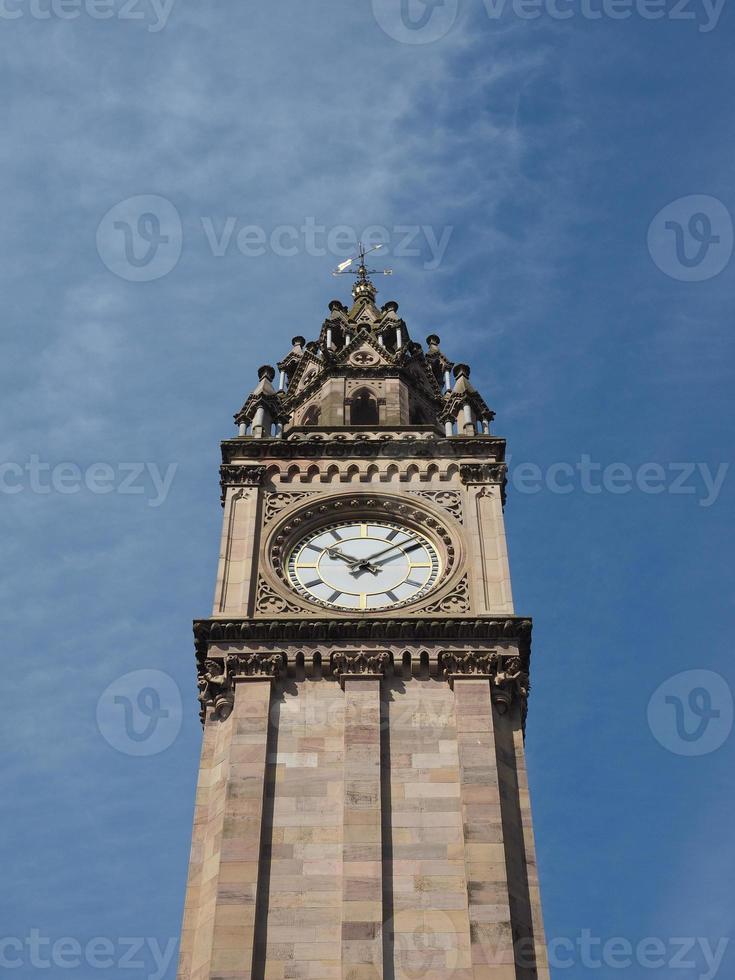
(197, 659), (234, 722)
(492, 655), (530, 714)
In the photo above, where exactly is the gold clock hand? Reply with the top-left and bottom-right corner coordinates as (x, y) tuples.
(327, 547), (379, 575)
(356, 540), (414, 566)
(325, 547), (355, 563)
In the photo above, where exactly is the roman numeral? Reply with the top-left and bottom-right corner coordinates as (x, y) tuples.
(327, 590), (342, 603)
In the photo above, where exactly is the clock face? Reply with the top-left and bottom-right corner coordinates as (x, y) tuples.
(286, 519), (441, 611)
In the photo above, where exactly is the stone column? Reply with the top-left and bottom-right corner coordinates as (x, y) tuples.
(336, 656), (388, 980)
(453, 676), (515, 980)
(178, 657), (279, 980)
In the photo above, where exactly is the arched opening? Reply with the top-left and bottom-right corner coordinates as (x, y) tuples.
(302, 404), (321, 426)
(351, 387), (379, 425)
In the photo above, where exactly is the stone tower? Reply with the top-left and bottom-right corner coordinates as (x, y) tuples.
(177, 268), (549, 980)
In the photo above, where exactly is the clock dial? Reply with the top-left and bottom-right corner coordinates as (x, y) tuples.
(286, 519), (441, 611)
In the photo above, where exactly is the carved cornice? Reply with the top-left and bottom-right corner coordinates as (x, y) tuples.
(219, 464), (267, 505)
(193, 616), (532, 664)
(221, 437), (506, 463)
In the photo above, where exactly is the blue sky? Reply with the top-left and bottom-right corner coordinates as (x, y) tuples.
(1, 1), (734, 977)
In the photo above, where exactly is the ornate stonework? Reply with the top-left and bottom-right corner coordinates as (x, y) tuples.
(222, 435), (505, 461)
(408, 489), (463, 522)
(219, 463), (267, 505)
(438, 650), (530, 716)
(330, 650), (391, 683)
(196, 651), (286, 723)
(254, 576), (306, 615)
(193, 615), (532, 663)
(459, 462), (507, 484)
(178, 285), (548, 980)
(421, 574), (470, 613)
(262, 490), (317, 524)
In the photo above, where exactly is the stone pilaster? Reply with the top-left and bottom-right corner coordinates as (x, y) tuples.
(460, 465), (513, 616)
(338, 659), (386, 980)
(453, 678), (515, 980)
(178, 659), (277, 980)
(215, 468), (265, 617)
(178, 704), (233, 980)
(494, 709), (550, 980)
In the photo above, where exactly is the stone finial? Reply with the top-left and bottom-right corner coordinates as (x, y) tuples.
(453, 363), (470, 379)
(258, 364), (276, 382)
(382, 300), (399, 314)
(328, 300), (347, 314)
(426, 334), (441, 350)
(291, 335), (306, 351)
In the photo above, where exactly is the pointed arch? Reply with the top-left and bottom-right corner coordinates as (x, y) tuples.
(350, 387), (379, 426)
(302, 404), (321, 426)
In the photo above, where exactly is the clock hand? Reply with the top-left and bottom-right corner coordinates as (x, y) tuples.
(325, 547), (356, 564)
(353, 540), (417, 567)
(326, 547), (379, 575)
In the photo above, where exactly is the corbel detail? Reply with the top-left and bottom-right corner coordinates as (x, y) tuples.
(219, 464), (267, 506)
(330, 651), (391, 690)
(196, 652), (285, 725)
(438, 651), (530, 720)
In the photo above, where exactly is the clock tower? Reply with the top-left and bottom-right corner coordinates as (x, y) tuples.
(177, 267), (549, 980)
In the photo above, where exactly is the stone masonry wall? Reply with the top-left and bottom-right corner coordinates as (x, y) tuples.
(178, 667), (547, 980)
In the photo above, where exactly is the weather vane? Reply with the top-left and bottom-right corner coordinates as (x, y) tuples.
(332, 242), (393, 283)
